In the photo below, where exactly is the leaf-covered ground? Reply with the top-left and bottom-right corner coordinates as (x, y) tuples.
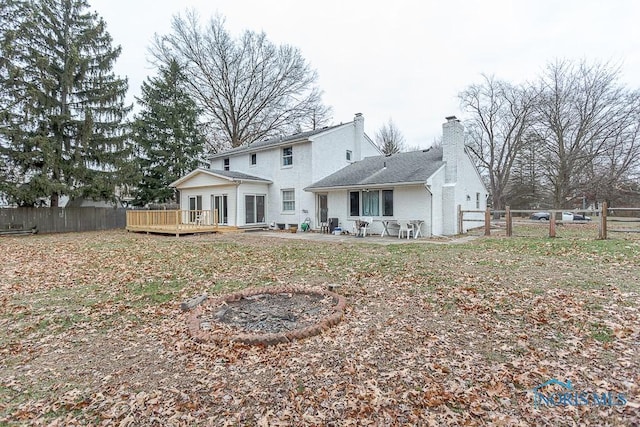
(1, 227), (638, 426)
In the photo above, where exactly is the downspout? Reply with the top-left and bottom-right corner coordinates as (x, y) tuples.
(424, 183), (440, 237)
(234, 180), (242, 227)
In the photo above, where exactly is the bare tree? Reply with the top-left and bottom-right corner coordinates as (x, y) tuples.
(375, 118), (406, 154)
(151, 12), (331, 149)
(459, 75), (537, 212)
(583, 100), (640, 206)
(532, 60), (640, 208)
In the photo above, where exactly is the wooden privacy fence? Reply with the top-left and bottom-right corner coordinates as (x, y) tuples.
(458, 202), (640, 239)
(0, 207), (126, 234)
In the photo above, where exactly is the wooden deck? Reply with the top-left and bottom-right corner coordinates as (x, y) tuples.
(126, 209), (240, 236)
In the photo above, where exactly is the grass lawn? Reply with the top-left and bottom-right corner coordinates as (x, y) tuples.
(1, 228), (638, 425)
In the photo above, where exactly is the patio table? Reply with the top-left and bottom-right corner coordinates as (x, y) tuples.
(410, 220), (424, 238)
(378, 219), (399, 237)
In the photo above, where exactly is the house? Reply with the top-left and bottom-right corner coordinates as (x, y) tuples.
(171, 114), (487, 236)
(305, 116), (487, 236)
(170, 113), (380, 229)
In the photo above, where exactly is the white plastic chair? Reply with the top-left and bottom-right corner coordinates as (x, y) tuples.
(353, 217), (372, 237)
(360, 217), (373, 237)
(397, 220), (414, 239)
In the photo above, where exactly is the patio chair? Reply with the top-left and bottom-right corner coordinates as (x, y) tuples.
(397, 220), (414, 239)
(195, 212), (204, 225)
(355, 217), (373, 237)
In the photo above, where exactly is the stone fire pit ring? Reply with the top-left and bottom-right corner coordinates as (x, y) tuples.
(188, 285), (347, 346)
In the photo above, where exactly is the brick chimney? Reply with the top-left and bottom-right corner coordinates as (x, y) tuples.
(442, 115), (464, 183)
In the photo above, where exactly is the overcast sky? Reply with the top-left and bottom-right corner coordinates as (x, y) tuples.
(91, 0), (640, 149)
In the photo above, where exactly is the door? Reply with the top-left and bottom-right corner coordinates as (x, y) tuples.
(318, 193), (328, 225)
(188, 195), (202, 223)
(245, 195), (266, 224)
(213, 195), (228, 225)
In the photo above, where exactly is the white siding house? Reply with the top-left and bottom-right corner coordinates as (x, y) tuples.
(171, 115), (487, 236)
(171, 114), (380, 229)
(305, 116), (488, 236)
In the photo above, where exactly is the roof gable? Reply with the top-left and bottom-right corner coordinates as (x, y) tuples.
(306, 148), (445, 190)
(170, 168), (272, 188)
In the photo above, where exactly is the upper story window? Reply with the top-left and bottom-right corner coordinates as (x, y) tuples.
(250, 153), (257, 166)
(223, 158), (230, 171)
(282, 146), (293, 167)
(346, 150), (352, 161)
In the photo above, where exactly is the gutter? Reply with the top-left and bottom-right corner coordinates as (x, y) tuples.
(305, 180), (427, 192)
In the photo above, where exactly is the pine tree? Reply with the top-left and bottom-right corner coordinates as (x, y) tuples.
(132, 59), (206, 206)
(0, 0), (131, 207)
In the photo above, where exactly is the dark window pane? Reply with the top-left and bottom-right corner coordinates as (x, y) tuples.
(256, 196), (265, 222)
(383, 190), (393, 216)
(245, 195), (254, 223)
(349, 192), (359, 216)
(282, 147), (293, 166)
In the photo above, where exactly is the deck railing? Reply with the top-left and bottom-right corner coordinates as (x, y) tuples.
(126, 209), (219, 230)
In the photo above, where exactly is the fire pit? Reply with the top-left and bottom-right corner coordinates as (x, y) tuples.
(188, 285), (346, 345)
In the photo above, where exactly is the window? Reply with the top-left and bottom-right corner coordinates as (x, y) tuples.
(382, 190), (394, 216)
(349, 190), (394, 217)
(282, 189), (295, 212)
(346, 150), (352, 161)
(349, 191), (360, 216)
(282, 146), (293, 166)
(476, 192), (481, 209)
(362, 191), (380, 216)
(223, 158), (230, 171)
(245, 195), (265, 224)
(250, 153), (257, 165)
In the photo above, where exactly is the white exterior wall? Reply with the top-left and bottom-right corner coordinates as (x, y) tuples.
(178, 183), (238, 226)
(207, 142), (314, 228)
(327, 190), (349, 230)
(325, 185), (432, 237)
(203, 118), (377, 229)
(427, 167), (446, 235)
(237, 182), (270, 227)
(310, 125), (379, 183)
(440, 155), (487, 235)
(456, 152), (488, 232)
(440, 116), (488, 235)
(178, 115), (381, 229)
(177, 177), (272, 227)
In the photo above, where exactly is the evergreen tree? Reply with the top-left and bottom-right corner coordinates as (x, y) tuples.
(132, 59), (205, 206)
(0, 0), (130, 207)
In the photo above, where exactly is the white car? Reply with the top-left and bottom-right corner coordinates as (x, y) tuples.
(562, 212), (591, 221)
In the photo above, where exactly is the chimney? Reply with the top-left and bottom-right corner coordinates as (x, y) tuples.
(353, 113), (364, 160)
(442, 115), (464, 183)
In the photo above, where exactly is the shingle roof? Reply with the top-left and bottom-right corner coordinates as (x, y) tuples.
(305, 147), (444, 190)
(205, 169), (271, 182)
(170, 168), (272, 187)
(209, 123), (349, 159)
